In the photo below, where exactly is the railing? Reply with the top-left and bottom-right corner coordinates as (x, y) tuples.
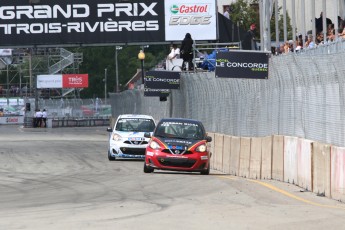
(192, 42), (242, 71)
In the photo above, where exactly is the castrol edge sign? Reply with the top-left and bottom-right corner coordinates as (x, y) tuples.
(165, 0), (217, 41)
(37, 74), (88, 88)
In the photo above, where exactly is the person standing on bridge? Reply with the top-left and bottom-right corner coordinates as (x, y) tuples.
(242, 23), (258, 50)
(180, 33), (194, 71)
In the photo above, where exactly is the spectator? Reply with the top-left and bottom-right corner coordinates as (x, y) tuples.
(180, 33), (194, 71)
(167, 44), (180, 60)
(316, 31), (324, 45)
(242, 23), (257, 50)
(326, 24), (335, 42)
(315, 12), (332, 34)
(339, 27), (345, 39)
(42, 109), (47, 128)
(283, 41), (290, 53)
(35, 109), (43, 128)
(305, 34), (315, 48)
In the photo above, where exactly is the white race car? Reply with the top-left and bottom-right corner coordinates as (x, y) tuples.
(107, 114), (156, 160)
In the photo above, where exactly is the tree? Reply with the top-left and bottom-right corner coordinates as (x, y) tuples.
(229, 0), (259, 35)
(270, 3), (293, 41)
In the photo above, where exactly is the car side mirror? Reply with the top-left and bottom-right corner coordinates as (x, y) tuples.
(144, 132), (152, 138)
(107, 127), (113, 132)
(205, 136), (212, 142)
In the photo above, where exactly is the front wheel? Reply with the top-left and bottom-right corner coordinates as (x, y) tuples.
(143, 163), (154, 173)
(200, 164), (210, 175)
(108, 150), (116, 161)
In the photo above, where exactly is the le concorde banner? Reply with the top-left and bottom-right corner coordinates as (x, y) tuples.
(215, 51), (270, 79)
(0, 0), (217, 47)
(144, 88), (170, 97)
(144, 71), (180, 90)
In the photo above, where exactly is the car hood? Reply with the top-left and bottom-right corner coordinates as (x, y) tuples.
(156, 137), (203, 150)
(115, 131), (151, 138)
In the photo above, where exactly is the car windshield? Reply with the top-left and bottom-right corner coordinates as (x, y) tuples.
(115, 118), (155, 132)
(155, 121), (205, 140)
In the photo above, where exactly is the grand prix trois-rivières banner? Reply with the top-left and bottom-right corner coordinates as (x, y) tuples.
(0, 0), (217, 47)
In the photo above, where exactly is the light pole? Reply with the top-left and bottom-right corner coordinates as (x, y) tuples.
(115, 46), (122, 93)
(104, 68), (107, 105)
(138, 50), (145, 84)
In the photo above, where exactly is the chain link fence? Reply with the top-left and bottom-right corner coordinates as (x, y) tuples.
(110, 39), (345, 147)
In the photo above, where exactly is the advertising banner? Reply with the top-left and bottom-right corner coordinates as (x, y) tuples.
(215, 51), (269, 79)
(164, 0), (217, 41)
(37, 75), (63, 88)
(37, 74), (88, 88)
(0, 116), (24, 125)
(144, 71), (180, 90)
(0, 0), (165, 47)
(62, 74), (89, 88)
(0, 49), (12, 56)
(144, 88), (170, 97)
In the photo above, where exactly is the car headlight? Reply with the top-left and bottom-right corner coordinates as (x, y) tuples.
(195, 144), (207, 152)
(112, 133), (122, 141)
(149, 140), (161, 150)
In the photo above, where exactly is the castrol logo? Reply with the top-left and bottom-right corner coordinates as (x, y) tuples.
(170, 4), (210, 14)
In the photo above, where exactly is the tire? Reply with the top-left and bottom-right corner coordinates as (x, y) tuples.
(200, 164), (210, 175)
(143, 163), (154, 173)
(108, 150), (116, 161)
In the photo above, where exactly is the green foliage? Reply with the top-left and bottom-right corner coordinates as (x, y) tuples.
(76, 45), (169, 98)
(229, 0), (259, 32)
(270, 3), (293, 41)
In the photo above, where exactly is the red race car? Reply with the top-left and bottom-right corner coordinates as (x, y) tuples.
(143, 118), (212, 175)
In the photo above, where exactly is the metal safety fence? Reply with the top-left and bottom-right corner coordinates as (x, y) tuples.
(110, 39), (345, 147)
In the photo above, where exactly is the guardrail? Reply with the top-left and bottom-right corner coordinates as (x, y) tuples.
(24, 116), (110, 128)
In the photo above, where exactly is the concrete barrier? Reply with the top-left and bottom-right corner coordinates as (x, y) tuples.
(213, 133), (224, 172)
(312, 142), (331, 198)
(284, 136), (298, 184)
(222, 135), (231, 174)
(272, 135), (284, 181)
(297, 139), (312, 191)
(239, 137), (251, 178)
(250, 137), (262, 179)
(261, 136), (272, 179)
(230, 136), (241, 176)
(331, 146), (345, 202)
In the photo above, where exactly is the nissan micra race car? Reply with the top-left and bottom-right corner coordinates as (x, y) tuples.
(107, 114), (156, 160)
(143, 118), (212, 175)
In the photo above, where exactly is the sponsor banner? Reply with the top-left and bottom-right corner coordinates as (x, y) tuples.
(0, 116), (24, 125)
(0, 98), (24, 106)
(37, 75), (63, 88)
(37, 74), (88, 88)
(215, 51), (269, 79)
(62, 74), (89, 88)
(0, 49), (12, 56)
(144, 71), (180, 89)
(144, 88), (170, 97)
(165, 0), (217, 41)
(0, 0), (165, 47)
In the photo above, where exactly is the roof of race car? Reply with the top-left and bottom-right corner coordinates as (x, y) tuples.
(158, 117), (204, 125)
(117, 114), (154, 120)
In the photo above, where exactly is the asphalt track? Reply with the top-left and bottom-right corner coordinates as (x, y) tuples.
(1, 125), (345, 230)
